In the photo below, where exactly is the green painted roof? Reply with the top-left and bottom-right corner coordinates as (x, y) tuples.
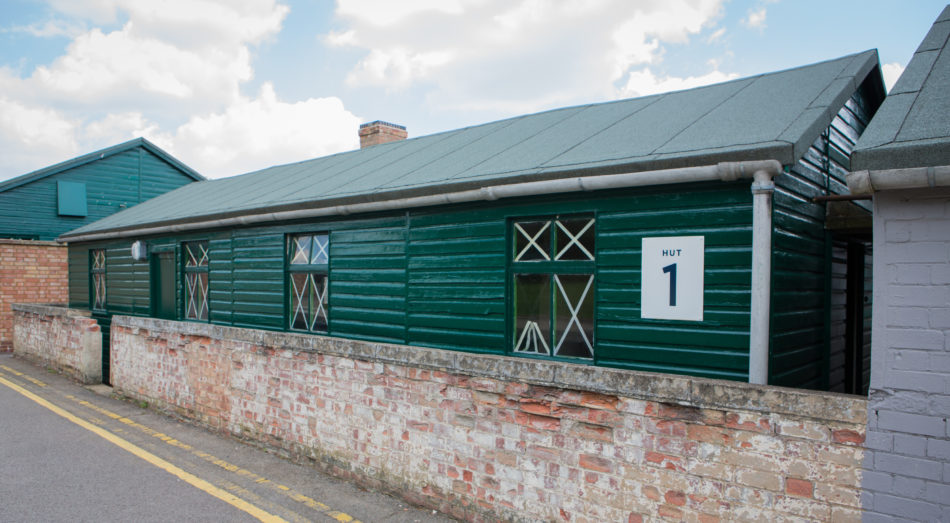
(0, 138), (204, 194)
(852, 6), (950, 171)
(62, 50), (880, 240)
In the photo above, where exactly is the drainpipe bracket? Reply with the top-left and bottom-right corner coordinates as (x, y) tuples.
(751, 180), (775, 194)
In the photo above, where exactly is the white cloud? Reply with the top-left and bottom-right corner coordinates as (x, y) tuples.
(619, 67), (738, 97)
(743, 7), (767, 29)
(83, 112), (154, 144)
(3, 18), (87, 38)
(1, 1), (287, 118)
(882, 62), (905, 91)
(346, 48), (455, 89)
(147, 84), (362, 178)
(334, 0), (473, 27)
(0, 0), (322, 181)
(0, 0), (742, 182)
(706, 27), (726, 43)
(332, 0), (725, 115)
(0, 98), (79, 175)
(45, 0), (289, 45)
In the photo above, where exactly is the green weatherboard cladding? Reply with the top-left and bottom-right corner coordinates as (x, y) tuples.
(770, 88), (876, 389)
(0, 138), (202, 241)
(64, 52), (885, 390)
(71, 182), (755, 381)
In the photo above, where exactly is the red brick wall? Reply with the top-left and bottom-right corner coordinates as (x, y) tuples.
(111, 315), (868, 522)
(0, 240), (68, 351)
(12, 303), (101, 383)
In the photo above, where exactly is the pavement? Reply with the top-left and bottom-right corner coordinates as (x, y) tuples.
(0, 352), (456, 523)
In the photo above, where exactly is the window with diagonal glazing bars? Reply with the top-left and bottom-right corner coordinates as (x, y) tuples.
(287, 233), (329, 333)
(182, 241), (209, 321)
(511, 216), (595, 359)
(90, 249), (106, 310)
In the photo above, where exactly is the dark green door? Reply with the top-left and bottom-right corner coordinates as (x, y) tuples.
(151, 252), (176, 320)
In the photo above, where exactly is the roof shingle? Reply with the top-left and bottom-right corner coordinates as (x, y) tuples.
(852, 6), (950, 171)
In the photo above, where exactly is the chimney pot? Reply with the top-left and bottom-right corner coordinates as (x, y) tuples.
(359, 120), (408, 149)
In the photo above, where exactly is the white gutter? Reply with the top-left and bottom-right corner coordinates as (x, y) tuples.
(847, 165), (950, 195)
(63, 159), (782, 384)
(63, 160), (783, 243)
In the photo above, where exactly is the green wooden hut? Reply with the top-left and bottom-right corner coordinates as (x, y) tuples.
(60, 51), (885, 390)
(0, 138), (204, 241)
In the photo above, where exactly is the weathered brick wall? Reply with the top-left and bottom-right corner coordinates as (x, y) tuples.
(864, 188), (950, 521)
(12, 303), (101, 384)
(0, 239), (68, 351)
(112, 315), (867, 522)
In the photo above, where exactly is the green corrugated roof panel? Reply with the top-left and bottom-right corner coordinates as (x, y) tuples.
(853, 6), (950, 171)
(62, 50), (882, 239)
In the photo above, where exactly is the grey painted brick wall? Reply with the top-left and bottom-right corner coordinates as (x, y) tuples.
(865, 188), (950, 522)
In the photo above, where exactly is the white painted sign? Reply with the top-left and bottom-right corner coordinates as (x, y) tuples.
(641, 236), (705, 321)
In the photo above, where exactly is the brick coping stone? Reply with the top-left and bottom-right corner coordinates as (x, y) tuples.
(0, 239), (64, 247)
(114, 314), (866, 424)
(12, 303), (91, 318)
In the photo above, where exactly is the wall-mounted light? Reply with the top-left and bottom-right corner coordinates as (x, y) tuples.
(131, 240), (148, 261)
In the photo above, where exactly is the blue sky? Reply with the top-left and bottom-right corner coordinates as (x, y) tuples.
(0, 0), (945, 180)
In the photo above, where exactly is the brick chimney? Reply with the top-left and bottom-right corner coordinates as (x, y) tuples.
(358, 121), (407, 149)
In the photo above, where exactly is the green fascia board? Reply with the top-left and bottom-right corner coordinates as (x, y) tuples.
(853, 7), (950, 171)
(0, 137), (204, 195)
(61, 50), (882, 240)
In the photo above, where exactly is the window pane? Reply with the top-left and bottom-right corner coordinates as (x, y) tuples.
(197, 272), (209, 320)
(291, 235), (312, 265)
(554, 274), (594, 358)
(514, 221), (551, 261)
(290, 273), (310, 330)
(185, 242), (197, 267)
(290, 272), (328, 333)
(185, 273), (198, 319)
(555, 218), (595, 261)
(309, 274), (328, 332)
(514, 273), (550, 354)
(184, 241), (209, 267)
(310, 234), (329, 265)
(185, 272), (209, 320)
(91, 249), (106, 310)
(93, 273), (106, 309)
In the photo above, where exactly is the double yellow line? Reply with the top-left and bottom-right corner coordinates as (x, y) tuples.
(0, 374), (285, 522)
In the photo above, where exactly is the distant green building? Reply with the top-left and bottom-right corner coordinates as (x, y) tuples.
(61, 52), (883, 391)
(0, 138), (203, 241)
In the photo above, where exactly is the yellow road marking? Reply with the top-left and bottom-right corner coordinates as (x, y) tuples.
(61, 394), (360, 522)
(5, 369), (363, 523)
(0, 375), (287, 523)
(1, 366), (46, 386)
(23, 376), (46, 387)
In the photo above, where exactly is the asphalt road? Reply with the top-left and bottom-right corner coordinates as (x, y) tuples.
(0, 353), (455, 523)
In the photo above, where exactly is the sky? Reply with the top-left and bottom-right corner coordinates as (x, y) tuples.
(0, 1), (946, 182)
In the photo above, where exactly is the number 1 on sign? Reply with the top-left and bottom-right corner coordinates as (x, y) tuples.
(662, 263), (677, 306)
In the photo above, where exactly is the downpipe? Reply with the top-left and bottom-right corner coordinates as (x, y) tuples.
(749, 169), (776, 385)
